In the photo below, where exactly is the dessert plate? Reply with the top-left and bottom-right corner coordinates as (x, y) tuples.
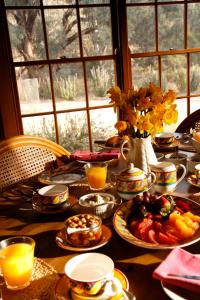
(32, 194), (77, 214)
(187, 175), (200, 189)
(113, 196), (200, 249)
(54, 268), (129, 300)
(55, 224), (112, 252)
(38, 169), (84, 185)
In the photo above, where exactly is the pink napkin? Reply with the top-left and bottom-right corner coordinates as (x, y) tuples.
(152, 247), (200, 293)
(70, 150), (120, 162)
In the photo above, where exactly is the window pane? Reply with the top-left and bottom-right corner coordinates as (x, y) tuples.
(188, 3), (200, 49)
(190, 97), (200, 114)
(6, 9), (46, 62)
(4, 0), (39, 6)
(126, 0), (154, 3)
(45, 8), (80, 59)
(158, 5), (184, 51)
(164, 99), (187, 133)
(80, 7), (112, 56)
(90, 108), (117, 148)
(162, 54), (187, 96)
(23, 115), (56, 142)
(86, 60), (115, 107)
(43, 0), (75, 5)
(127, 6), (155, 53)
(79, 0), (109, 3)
(131, 57), (159, 89)
(57, 112), (89, 152)
(16, 66), (53, 115)
(190, 53), (200, 95)
(51, 63), (86, 110)
(158, 0), (183, 2)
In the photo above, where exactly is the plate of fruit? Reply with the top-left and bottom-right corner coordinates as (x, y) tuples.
(113, 192), (200, 249)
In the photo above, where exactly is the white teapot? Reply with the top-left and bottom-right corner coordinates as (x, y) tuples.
(116, 163), (156, 200)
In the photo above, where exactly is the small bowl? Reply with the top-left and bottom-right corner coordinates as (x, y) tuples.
(78, 193), (117, 219)
(65, 214), (102, 247)
(187, 154), (200, 173)
(155, 132), (175, 145)
(38, 184), (69, 206)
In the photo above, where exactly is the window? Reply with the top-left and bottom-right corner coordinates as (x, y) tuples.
(127, 0), (200, 131)
(1, 0), (200, 148)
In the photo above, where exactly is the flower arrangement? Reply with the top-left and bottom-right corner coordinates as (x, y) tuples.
(107, 82), (178, 138)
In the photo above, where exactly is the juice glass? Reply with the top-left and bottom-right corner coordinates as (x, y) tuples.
(84, 162), (107, 190)
(0, 236), (35, 290)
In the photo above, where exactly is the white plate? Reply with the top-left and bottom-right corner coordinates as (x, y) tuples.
(161, 282), (200, 300)
(38, 171), (84, 185)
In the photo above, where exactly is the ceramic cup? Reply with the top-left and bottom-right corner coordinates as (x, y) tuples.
(155, 132), (175, 145)
(194, 164), (200, 184)
(38, 184), (69, 206)
(65, 253), (122, 299)
(150, 161), (186, 193)
(187, 154), (200, 173)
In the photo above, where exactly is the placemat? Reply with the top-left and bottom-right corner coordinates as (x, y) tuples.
(0, 258), (60, 300)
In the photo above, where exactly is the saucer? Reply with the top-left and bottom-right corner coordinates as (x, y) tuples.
(54, 268), (129, 300)
(55, 225), (112, 252)
(187, 175), (200, 189)
(32, 194), (77, 214)
(153, 140), (180, 151)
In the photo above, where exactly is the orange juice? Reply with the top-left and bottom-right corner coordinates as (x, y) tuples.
(0, 240), (35, 290)
(86, 165), (107, 190)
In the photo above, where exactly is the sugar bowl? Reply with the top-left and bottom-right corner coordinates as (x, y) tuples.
(116, 163), (156, 200)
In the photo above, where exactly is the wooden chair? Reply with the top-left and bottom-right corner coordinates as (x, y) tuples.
(175, 109), (200, 133)
(0, 135), (71, 191)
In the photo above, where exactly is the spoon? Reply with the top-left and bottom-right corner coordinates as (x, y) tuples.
(121, 288), (136, 300)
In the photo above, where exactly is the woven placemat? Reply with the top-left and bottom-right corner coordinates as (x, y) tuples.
(0, 258), (60, 300)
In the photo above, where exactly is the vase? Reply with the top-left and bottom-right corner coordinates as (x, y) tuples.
(120, 135), (158, 173)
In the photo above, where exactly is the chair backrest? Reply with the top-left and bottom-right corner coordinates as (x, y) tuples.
(0, 135), (71, 190)
(175, 109), (200, 133)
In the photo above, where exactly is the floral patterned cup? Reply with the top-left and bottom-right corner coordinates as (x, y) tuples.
(65, 253), (122, 298)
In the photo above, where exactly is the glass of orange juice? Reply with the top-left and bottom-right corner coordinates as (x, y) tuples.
(0, 236), (35, 290)
(84, 162), (108, 190)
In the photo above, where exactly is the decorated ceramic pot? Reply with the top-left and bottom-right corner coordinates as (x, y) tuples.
(150, 161), (186, 193)
(116, 163), (156, 200)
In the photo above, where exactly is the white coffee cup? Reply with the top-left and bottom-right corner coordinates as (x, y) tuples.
(64, 253), (122, 300)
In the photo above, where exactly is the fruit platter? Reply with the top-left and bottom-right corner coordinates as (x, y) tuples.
(113, 192), (200, 249)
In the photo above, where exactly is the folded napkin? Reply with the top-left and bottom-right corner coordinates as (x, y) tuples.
(152, 247), (200, 293)
(70, 150), (120, 162)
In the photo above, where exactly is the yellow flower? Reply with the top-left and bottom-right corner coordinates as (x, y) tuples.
(107, 82), (178, 138)
(115, 121), (127, 133)
(163, 104), (178, 124)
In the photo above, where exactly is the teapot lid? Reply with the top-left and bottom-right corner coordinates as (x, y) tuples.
(118, 163), (145, 181)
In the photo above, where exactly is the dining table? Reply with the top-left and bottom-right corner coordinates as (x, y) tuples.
(0, 145), (200, 300)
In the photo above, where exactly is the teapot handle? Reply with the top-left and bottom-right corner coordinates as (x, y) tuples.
(120, 140), (129, 161)
(147, 171), (156, 190)
(176, 164), (187, 186)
